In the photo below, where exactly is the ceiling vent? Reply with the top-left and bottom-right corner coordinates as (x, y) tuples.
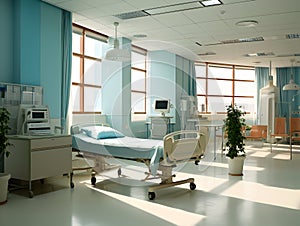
(277, 53), (300, 58)
(198, 52), (216, 56)
(286, 33), (300, 39)
(115, 0), (224, 19)
(245, 52), (274, 57)
(114, 10), (149, 20)
(204, 37), (264, 46)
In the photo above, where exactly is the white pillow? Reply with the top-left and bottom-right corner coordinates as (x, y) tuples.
(81, 126), (124, 139)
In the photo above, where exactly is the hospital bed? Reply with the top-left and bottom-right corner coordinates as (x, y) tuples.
(71, 123), (206, 200)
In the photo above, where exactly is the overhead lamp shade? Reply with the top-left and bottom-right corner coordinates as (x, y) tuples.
(283, 79), (300, 91)
(105, 22), (131, 62)
(105, 47), (130, 62)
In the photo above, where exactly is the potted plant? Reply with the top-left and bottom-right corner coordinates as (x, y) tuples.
(224, 104), (246, 176)
(0, 107), (11, 204)
(245, 125), (252, 136)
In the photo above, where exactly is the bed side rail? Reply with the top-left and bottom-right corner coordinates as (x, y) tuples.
(162, 130), (205, 164)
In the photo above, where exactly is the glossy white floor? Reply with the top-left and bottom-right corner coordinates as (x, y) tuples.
(1, 143), (300, 226)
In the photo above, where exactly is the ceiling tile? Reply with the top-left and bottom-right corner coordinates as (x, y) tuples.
(153, 12), (195, 27)
(57, 0), (93, 11)
(43, 0), (300, 66)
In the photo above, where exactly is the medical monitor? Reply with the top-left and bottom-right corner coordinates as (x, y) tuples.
(154, 99), (170, 116)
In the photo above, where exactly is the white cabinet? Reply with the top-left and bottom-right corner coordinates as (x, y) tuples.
(149, 116), (173, 139)
(5, 135), (73, 197)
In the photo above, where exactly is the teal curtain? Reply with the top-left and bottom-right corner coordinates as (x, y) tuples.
(175, 56), (196, 96)
(276, 67), (300, 119)
(189, 61), (197, 96)
(61, 10), (72, 133)
(255, 67), (270, 97)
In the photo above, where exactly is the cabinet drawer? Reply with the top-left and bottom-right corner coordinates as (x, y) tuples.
(31, 147), (72, 180)
(31, 136), (71, 150)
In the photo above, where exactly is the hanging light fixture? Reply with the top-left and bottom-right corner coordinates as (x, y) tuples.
(105, 22), (130, 62)
(283, 59), (300, 91)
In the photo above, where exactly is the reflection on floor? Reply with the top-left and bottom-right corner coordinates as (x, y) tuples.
(1, 144), (300, 226)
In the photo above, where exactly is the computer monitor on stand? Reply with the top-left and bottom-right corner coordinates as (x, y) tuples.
(154, 99), (170, 117)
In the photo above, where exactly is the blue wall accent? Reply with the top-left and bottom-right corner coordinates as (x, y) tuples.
(18, 0), (41, 85)
(148, 50), (176, 118)
(0, 0), (65, 119)
(0, 0), (14, 82)
(40, 3), (62, 118)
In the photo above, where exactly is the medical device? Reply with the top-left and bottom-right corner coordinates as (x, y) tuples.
(154, 99), (170, 116)
(180, 95), (198, 130)
(17, 105), (52, 135)
(258, 76), (279, 142)
(25, 107), (49, 122)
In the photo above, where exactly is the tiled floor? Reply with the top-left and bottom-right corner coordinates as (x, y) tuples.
(1, 143), (300, 226)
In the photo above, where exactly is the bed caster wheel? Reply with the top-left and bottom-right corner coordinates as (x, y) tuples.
(148, 192), (156, 200)
(70, 182), (74, 189)
(91, 176), (96, 186)
(190, 182), (196, 190)
(29, 191), (34, 198)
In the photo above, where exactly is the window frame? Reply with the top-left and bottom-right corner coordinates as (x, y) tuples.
(196, 62), (255, 114)
(71, 23), (108, 114)
(131, 46), (147, 114)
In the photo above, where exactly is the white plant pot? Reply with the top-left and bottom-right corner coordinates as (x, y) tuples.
(0, 173), (10, 205)
(227, 156), (245, 176)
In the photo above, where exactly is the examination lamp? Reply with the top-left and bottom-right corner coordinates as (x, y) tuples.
(105, 22), (130, 62)
(283, 59), (300, 91)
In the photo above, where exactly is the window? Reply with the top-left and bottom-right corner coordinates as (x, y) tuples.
(196, 62), (255, 114)
(131, 47), (147, 115)
(71, 24), (107, 113)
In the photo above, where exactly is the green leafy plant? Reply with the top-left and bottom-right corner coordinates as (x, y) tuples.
(224, 104), (246, 159)
(0, 107), (11, 159)
(245, 125), (252, 130)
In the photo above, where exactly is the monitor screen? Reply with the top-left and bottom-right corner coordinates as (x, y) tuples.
(154, 99), (170, 116)
(155, 100), (169, 110)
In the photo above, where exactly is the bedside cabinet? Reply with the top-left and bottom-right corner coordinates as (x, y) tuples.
(5, 134), (74, 198)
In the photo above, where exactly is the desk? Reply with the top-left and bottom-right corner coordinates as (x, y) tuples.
(5, 134), (73, 198)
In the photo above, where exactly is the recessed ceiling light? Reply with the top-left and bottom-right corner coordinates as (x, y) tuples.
(200, 0), (223, 7)
(235, 20), (258, 27)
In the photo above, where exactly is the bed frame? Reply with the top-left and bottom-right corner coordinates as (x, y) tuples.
(71, 123), (206, 200)
(147, 130), (205, 200)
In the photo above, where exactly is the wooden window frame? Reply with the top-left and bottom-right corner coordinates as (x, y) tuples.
(195, 62), (255, 114)
(131, 47), (147, 114)
(71, 24), (107, 114)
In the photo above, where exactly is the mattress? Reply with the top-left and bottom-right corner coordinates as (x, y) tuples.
(72, 134), (164, 174)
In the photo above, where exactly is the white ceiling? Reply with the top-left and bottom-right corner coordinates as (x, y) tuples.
(43, 0), (300, 67)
